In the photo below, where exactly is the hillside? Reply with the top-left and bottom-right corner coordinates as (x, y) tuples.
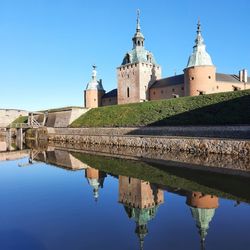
(70, 89), (250, 127)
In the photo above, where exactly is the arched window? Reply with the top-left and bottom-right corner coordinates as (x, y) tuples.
(138, 41), (140, 46)
(127, 87), (130, 98)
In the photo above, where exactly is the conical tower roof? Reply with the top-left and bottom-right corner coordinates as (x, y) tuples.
(190, 207), (216, 250)
(86, 65), (104, 91)
(186, 20), (213, 68)
(121, 10), (158, 66)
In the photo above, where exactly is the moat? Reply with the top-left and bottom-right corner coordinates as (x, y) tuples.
(0, 139), (250, 250)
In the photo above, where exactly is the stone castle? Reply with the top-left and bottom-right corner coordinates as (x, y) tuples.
(84, 11), (250, 108)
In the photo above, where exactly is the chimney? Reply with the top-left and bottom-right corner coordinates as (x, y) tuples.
(243, 69), (248, 83)
(239, 70), (243, 82)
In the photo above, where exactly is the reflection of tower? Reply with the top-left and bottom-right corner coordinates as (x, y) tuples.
(85, 168), (107, 201)
(119, 176), (164, 249)
(186, 192), (219, 250)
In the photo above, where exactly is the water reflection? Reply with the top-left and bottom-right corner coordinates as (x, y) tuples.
(0, 140), (250, 249)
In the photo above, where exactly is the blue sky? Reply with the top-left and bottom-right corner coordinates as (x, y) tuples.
(1, 0), (249, 111)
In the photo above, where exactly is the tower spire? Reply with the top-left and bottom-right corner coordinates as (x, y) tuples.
(92, 64), (97, 81)
(132, 9), (145, 49)
(136, 9), (141, 31)
(195, 18), (204, 46)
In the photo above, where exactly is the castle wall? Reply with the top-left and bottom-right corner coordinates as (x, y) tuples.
(214, 81), (250, 92)
(101, 96), (117, 106)
(184, 65), (216, 96)
(118, 176), (164, 208)
(149, 83), (184, 100)
(46, 108), (88, 128)
(86, 168), (100, 179)
(117, 63), (161, 104)
(85, 89), (104, 108)
(186, 192), (219, 209)
(117, 63), (140, 104)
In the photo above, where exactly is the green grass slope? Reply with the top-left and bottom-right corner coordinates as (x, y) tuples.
(71, 89), (250, 127)
(11, 116), (28, 126)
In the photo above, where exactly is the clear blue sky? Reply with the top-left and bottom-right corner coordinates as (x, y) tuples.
(1, 0), (249, 111)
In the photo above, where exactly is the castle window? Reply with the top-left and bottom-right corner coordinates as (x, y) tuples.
(127, 74), (129, 78)
(172, 88), (175, 92)
(127, 87), (130, 98)
(208, 76), (211, 79)
(94, 98), (96, 101)
(109, 98), (111, 102)
(217, 85), (219, 89)
(191, 77), (194, 80)
(128, 177), (131, 184)
(138, 41), (141, 46)
(181, 87), (184, 90)
(161, 90), (163, 94)
(198, 90), (205, 95)
(233, 86), (241, 91)
(153, 91), (156, 95)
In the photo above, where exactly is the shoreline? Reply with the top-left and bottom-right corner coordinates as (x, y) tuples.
(45, 126), (250, 156)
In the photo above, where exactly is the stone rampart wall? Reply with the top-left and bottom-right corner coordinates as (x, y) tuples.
(48, 132), (250, 156)
(47, 126), (250, 139)
(0, 109), (28, 128)
(45, 108), (88, 128)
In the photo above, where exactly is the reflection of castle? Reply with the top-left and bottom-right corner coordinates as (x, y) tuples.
(119, 176), (164, 249)
(84, 11), (250, 108)
(186, 192), (219, 250)
(85, 167), (107, 201)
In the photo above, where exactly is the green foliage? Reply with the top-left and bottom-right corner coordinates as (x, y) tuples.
(71, 89), (250, 127)
(11, 116), (28, 125)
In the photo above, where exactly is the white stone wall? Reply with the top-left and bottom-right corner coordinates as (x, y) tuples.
(46, 108), (89, 128)
(0, 109), (28, 128)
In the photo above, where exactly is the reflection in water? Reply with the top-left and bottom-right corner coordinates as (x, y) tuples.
(119, 176), (164, 249)
(1, 141), (250, 249)
(186, 192), (218, 250)
(85, 168), (107, 201)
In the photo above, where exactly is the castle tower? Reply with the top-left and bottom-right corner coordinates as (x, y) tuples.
(186, 192), (219, 250)
(119, 176), (164, 249)
(85, 167), (107, 201)
(84, 65), (105, 108)
(184, 20), (216, 96)
(117, 10), (162, 104)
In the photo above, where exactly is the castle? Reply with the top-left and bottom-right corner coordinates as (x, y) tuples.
(84, 11), (250, 108)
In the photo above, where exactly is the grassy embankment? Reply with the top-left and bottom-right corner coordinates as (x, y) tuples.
(11, 116), (28, 126)
(71, 89), (250, 127)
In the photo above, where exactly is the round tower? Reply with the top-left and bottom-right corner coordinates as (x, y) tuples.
(184, 20), (216, 96)
(84, 65), (105, 108)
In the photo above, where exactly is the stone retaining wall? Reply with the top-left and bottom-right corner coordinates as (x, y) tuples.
(47, 126), (250, 139)
(48, 133), (250, 156)
(49, 142), (250, 175)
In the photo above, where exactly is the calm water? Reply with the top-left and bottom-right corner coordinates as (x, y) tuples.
(0, 146), (250, 250)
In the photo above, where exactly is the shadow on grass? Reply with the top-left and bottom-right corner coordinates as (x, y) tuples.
(127, 95), (250, 138)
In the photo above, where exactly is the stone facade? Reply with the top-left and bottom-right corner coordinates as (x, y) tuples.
(43, 107), (88, 128)
(48, 131), (250, 156)
(84, 14), (250, 107)
(0, 109), (28, 128)
(119, 176), (164, 208)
